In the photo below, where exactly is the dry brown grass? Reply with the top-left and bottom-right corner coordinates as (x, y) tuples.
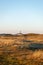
(0, 34), (43, 65)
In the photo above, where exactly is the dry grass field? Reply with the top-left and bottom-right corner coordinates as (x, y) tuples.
(0, 33), (43, 65)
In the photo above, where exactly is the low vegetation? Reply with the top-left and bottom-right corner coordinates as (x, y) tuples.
(0, 33), (43, 65)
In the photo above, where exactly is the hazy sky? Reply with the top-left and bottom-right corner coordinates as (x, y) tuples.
(0, 0), (43, 34)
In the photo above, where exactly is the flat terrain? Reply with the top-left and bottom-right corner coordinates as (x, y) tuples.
(0, 33), (43, 65)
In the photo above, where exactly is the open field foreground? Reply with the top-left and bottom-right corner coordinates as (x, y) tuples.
(0, 33), (43, 65)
